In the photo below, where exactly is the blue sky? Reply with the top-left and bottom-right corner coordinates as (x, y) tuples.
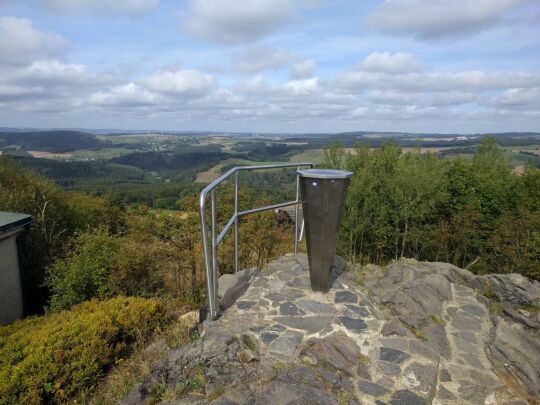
(0, 0), (539, 133)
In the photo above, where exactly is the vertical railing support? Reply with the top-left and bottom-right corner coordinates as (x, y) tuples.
(234, 171), (239, 274)
(294, 166), (300, 254)
(201, 197), (214, 319)
(210, 189), (218, 318)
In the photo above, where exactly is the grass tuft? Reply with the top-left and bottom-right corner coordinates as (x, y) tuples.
(430, 315), (446, 326)
(242, 334), (258, 352)
(410, 326), (427, 340)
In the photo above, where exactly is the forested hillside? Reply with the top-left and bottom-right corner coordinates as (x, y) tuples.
(0, 130), (104, 152)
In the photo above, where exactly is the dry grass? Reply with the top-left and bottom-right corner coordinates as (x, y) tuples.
(90, 306), (199, 405)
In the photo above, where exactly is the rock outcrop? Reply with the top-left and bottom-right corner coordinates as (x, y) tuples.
(125, 254), (539, 404)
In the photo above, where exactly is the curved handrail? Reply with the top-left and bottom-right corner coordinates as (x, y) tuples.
(199, 162), (313, 319)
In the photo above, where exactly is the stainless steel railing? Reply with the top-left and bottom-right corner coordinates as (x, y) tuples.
(199, 162), (313, 319)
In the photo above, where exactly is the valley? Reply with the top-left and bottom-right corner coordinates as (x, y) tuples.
(1, 129), (539, 208)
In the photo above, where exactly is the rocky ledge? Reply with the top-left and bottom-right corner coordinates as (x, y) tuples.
(125, 254), (539, 404)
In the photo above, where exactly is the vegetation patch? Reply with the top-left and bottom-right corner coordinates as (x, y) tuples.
(338, 392), (358, 405)
(519, 305), (540, 315)
(91, 306), (197, 404)
(242, 334), (258, 352)
(489, 303), (504, 314)
(430, 315), (446, 326)
(207, 386), (225, 401)
(0, 297), (167, 405)
(175, 365), (207, 397)
(409, 326), (427, 340)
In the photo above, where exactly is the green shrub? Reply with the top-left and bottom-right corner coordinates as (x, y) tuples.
(0, 297), (167, 405)
(46, 228), (121, 312)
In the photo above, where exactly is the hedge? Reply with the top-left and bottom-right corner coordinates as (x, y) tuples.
(0, 297), (167, 404)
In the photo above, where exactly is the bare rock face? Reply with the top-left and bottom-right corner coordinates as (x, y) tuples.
(124, 255), (539, 405)
(469, 273), (540, 400)
(358, 259), (540, 402)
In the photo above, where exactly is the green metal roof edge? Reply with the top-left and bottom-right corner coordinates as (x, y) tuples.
(0, 212), (32, 235)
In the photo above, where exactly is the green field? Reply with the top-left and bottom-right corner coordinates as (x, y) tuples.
(70, 148), (136, 159)
(195, 158), (287, 183)
(288, 148), (324, 164)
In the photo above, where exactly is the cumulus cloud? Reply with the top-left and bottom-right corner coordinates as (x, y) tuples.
(41, 0), (158, 16)
(367, 90), (476, 106)
(358, 52), (425, 73)
(290, 60), (317, 79)
(180, 0), (297, 44)
(89, 83), (160, 107)
(0, 16), (68, 66)
(142, 69), (215, 97)
(284, 77), (319, 96)
(488, 88), (540, 109)
(232, 46), (294, 73)
(336, 67), (540, 94)
(14, 60), (111, 87)
(368, 0), (532, 39)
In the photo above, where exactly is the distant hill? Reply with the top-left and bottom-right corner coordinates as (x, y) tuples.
(111, 151), (226, 171)
(0, 130), (104, 153)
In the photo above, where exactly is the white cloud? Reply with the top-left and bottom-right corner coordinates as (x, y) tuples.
(89, 83), (160, 107)
(290, 59), (317, 79)
(0, 16), (68, 66)
(368, 0), (531, 39)
(488, 88), (540, 109)
(358, 52), (425, 73)
(41, 0), (158, 15)
(284, 77), (319, 96)
(232, 46), (294, 73)
(142, 69), (215, 97)
(367, 90), (476, 106)
(13, 60), (110, 87)
(181, 0), (297, 44)
(336, 67), (540, 94)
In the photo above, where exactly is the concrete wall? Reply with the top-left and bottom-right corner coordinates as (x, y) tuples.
(0, 230), (24, 325)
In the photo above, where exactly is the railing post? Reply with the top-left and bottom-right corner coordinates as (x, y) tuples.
(210, 189), (218, 318)
(294, 165), (300, 254)
(234, 171), (239, 274)
(200, 193), (214, 320)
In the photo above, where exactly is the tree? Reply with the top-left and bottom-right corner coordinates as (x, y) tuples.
(323, 140), (345, 169)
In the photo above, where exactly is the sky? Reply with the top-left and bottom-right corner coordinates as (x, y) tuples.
(0, 0), (539, 133)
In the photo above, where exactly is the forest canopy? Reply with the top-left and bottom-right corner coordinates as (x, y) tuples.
(324, 136), (539, 280)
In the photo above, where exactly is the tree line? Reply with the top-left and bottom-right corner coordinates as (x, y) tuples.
(324, 136), (539, 280)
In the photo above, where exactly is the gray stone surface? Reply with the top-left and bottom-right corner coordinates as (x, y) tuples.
(334, 290), (358, 304)
(380, 347), (410, 364)
(279, 302), (303, 316)
(338, 316), (368, 332)
(273, 316), (333, 333)
(390, 389), (426, 405)
(297, 299), (336, 314)
(358, 380), (389, 396)
(124, 254), (539, 405)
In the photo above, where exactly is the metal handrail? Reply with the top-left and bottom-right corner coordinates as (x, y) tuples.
(199, 162), (313, 319)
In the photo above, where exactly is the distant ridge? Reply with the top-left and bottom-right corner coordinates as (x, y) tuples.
(0, 130), (103, 153)
(1, 127), (539, 137)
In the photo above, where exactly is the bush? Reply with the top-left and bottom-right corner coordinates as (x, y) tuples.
(0, 297), (168, 405)
(46, 228), (121, 312)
